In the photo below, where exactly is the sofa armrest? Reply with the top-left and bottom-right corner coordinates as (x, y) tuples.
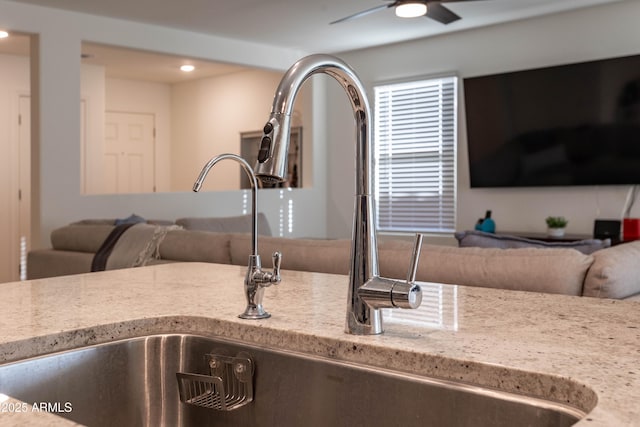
(51, 225), (116, 253)
(583, 241), (640, 299)
(27, 249), (94, 279)
(624, 293), (640, 301)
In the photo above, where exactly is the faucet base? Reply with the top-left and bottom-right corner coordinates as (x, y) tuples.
(345, 306), (383, 335)
(239, 306), (271, 320)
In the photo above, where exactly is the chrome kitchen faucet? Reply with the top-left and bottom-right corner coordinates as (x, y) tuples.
(253, 54), (423, 335)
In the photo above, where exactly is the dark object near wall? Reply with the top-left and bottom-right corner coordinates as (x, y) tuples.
(464, 53), (640, 188)
(593, 219), (621, 241)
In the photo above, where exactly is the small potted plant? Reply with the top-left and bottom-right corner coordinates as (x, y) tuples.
(546, 216), (568, 237)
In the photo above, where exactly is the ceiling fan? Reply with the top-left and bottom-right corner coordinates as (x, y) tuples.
(330, 0), (485, 25)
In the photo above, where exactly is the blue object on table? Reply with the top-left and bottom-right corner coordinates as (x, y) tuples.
(479, 217), (495, 233)
(475, 210), (496, 233)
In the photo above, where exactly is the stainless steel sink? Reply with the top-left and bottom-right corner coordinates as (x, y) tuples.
(0, 334), (586, 426)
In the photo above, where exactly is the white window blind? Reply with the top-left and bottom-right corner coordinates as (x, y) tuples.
(374, 76), (457, 233)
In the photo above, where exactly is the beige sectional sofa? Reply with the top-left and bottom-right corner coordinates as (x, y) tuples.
(26, 215), (640, 301)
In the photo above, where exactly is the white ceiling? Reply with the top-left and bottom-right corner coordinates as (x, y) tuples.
(0, 0), (622, 83)
(4, 0), (621, 53)
(81, 42), (250, 84)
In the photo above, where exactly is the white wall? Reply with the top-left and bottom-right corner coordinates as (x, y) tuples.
(327, 0), (640, 241)
(170, 68), (313, 192)
(0, 0), (328, 247)
(80, 63), (105, 194)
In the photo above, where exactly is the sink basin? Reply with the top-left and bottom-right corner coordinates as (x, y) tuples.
(0, 334), (585, 426)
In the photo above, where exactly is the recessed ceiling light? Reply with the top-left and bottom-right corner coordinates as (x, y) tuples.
(180, 65), (195, 72)
(395, 3), (427, 18)
(0, 31), (9, 39)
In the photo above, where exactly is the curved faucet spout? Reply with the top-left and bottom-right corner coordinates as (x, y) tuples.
(193, 153), (258, 256)
(255, 54), (372, 196)
(254, 54), (422, 335)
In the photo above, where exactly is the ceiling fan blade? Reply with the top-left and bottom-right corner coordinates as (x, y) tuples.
(330, 4), (393, 25)
(425, 2), (461, 24)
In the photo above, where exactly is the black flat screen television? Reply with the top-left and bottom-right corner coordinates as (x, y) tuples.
(464, 54), (640, 188)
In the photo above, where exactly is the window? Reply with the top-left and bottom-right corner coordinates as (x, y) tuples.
(374, 76), (457, 233)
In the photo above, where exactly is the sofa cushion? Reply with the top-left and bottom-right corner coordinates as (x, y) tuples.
(455, 230), (610, 255)
(176, 213), (272, 236)
(583, 240), (640, 299)
(230, 235), (350, 275)
(158, 230), (233, 264)
(51, 224), (116, 253)
(404, 245), (593, 296)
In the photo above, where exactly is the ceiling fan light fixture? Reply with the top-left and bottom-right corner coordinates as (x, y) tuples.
(395, 3), (427, 19)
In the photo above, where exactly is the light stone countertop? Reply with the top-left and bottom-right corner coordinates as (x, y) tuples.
(0, 262), (638, 426)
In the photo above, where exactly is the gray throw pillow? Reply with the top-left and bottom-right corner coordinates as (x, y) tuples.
(454, 230), (610, 255)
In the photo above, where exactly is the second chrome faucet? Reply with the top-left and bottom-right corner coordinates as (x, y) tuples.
(193, 153), (281, 319)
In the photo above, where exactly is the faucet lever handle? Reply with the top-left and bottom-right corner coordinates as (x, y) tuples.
(406, 233), (424, 284)
(272, 251), (282, 283)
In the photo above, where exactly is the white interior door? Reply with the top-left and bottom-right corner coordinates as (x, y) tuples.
(104, 111), (156, 193)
